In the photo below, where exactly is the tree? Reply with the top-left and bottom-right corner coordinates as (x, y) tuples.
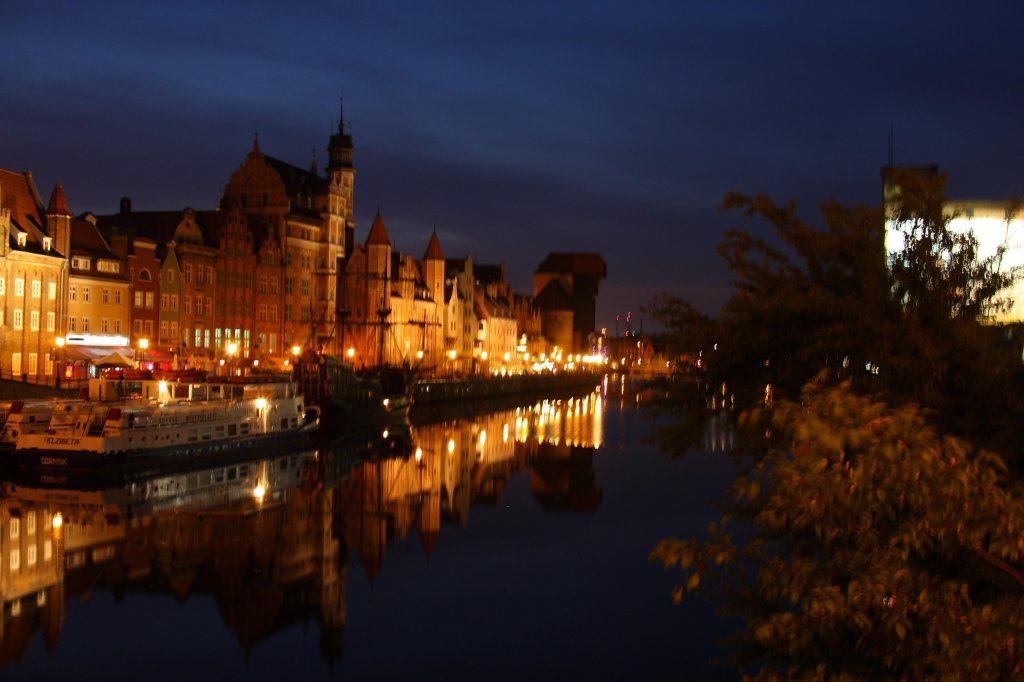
(652, 382), (1024, 680)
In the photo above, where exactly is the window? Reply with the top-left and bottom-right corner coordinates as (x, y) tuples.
(185, 264), (192, 282)
(97, 260), (120, 273)
(160, 320), (168, 339)
(135, 291), (143, 307)
(45, 352), (52, 375)
(161, 293), (169, 309)
(26, 512), (35, 535)
(285, 278), (293, 295)
(13, 309), (22, 329)
(26, 545), (36, 567)
(9, 550), (19, 572)
(31, 280), (41, 298)
(72, 256), (90, 270)
(270, 305), (278, 323)
(139, 269), (151, 281)
(47, 282), (56, 300)
(145, 292), (154, 309)
(102, 289), (109, 304)
(301, 279), (310, 296)
(30, 310), (39, 331)
(144, 320), (153, 335)
(259, 276), (267, 293)
(11, 353), (21, 375)
(102, 319), (109, 333)
(171, 295), (178, 311)
(270, 277), (278, 294)
(184, 297), (191, 315)
(167, 269), (175, 283)
(205, 298), (212, 316)
(44, 539), (52, 561)
(69, 316), (77, 332)
(258, 303), (267, 322)
(83, 287), (90, 303)
(134, 319), (142, 335)
(114, 319), (121, 334)
(115, 290), (122, 305)
(14, 278), (24, 296)
(82, 317), (90, 332)
(28, 353), (37, 375)
(10, 518), (19, 539)
(69, 284), (77, 302)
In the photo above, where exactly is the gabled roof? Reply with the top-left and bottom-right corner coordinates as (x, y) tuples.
(70, 217), (111, 256)
(366, 212), (390, 247)
(536, 252), (607, 278)
(264, 155), (326, 219)
(0, 169), (45, 235)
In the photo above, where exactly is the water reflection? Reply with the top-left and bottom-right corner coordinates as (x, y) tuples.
(0, 389), (605, 669)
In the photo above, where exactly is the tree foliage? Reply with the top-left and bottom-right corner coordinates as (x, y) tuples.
(652, 383), (1024, 680)
(645, 171), (1024, 457)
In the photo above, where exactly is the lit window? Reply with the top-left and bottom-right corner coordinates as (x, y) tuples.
(31, 280), (41, 298)
(47, 282), (56, 300)
(13, 309), (23, 329)
(14, 278), (24, 296)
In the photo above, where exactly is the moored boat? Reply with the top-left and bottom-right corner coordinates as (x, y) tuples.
(14, 371), (319, 469)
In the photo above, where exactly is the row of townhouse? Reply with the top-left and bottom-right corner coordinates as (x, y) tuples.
(0, 119), (604, 384)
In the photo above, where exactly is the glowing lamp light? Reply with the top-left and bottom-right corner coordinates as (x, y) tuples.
(139, 338), (149, 351)
(255, 398), (267, 410)
(416, 350), (424, 359)
(503, 352), (511, 362)
(382, 429), (389, 439)
(481, 351), (488, 361)
(447, 438), (455, 454)
(415, 447), (423, 462)
(52, 512), (63, 529)
(291, 345), (301, 357)
(448, 349), (457, 360)
(253, 483), (266, 501)
(227, 342), (237, 355)
(382, 398), (390, 407)
(55, 336), (66, 349)
(346, 347), (356, 358)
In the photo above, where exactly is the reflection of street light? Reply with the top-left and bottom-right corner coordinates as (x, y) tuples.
(138, 338), (149, 365)
(291, 345), (301, 358)
(55, 336), (65, 387)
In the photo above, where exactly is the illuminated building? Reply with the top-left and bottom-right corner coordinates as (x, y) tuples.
(883, 166), (1024, 323)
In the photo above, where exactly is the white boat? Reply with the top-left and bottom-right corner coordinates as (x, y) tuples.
(0, 398), (89, 446)
(15, 370), (319, 468)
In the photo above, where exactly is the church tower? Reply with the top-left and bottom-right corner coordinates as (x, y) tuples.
(327, 103), (356, 259)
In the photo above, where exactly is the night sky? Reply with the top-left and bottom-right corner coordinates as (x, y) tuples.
(4, 1), (1023, 331)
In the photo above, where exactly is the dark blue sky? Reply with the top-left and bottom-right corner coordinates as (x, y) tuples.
(4, 1), (1023, 330)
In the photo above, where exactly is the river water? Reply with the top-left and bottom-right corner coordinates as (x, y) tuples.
(0, 376), (737, 680)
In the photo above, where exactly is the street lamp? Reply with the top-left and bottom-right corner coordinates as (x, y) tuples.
(55, 336), (65, 388)
(138, 338), (149, 365)
(448, 349), (457, 377)
(346, 347), (356, 359)
(227, 342), (238, 375)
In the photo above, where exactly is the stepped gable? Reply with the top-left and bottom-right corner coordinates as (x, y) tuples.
(263, 155), (326, 220)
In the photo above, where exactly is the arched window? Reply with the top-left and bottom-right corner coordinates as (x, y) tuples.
(138, 269), (152, 281)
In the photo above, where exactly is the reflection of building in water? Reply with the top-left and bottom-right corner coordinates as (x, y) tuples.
(0, 498), (64, 663)
(0, 391), (607, 667)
